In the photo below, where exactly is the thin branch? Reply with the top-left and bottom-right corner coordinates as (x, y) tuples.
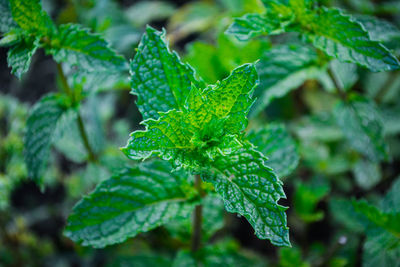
(56, 63), (97, 162)
(191, 174), (203, 252)
(327, 66), (347, 101)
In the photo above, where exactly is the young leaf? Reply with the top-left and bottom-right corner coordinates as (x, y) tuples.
(225, 13), (290, 41)
(248, 123), (299, 177)
(24, 94), (68, 186)
(0, 0), (18, 32)
(47, 24), (127, 73)
(203, 143), (290, 247)
(333, 95), (388, 161)
(130, 26), (202, 121)
(122, 63), (258, 168)
(250, 44), (321, 116)
(309, 8), (400, 72)
(7, 38), (40, 79)
(64, 161), (194, 248)
(9, 0), (55, 35)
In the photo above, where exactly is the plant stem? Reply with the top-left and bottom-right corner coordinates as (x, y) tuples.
(56, 63), (97, 162)
(327, 66), (347, 101)
(191, 174), (203, 252)
(375, 72), (398, 103)
(76, 112), (97, 162)
(56, 63), (73, 98)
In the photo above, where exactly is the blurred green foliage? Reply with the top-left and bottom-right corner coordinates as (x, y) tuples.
(1, 0), (400, 266)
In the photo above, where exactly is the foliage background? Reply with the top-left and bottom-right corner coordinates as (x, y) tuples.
(1, 0), (400, 266)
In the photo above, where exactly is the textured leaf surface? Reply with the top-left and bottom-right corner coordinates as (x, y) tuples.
(9, 0), (55, 35)
(333, 95), (388, 161)
(123, 63), (258, 168)
(251, 44), (320, 116)
(309, 8), (400, 72)
(7, 38), (39, 79)
(248, 123), (299, 177)
(0, 0), (18, 32)
(203, 143), (289, 246)
(130, 26), (201, 121)
(48, 24), (127, 72)
(24, 94), (67, 186)
(65, 161), (194, 248)
(225, 13), (289, 41)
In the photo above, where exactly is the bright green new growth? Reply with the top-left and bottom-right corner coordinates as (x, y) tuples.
(65, 161), (195, 248)
(123, 62), (257, 169)
(226, 0), (400, 72)
(122, 26), (290, 247)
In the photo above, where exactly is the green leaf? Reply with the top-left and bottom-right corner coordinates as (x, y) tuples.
(250, 43), (320, 116)
(130, 26), (202, 121)
(352, 159), (381, 190)
(64, 161), (195, 248)
(24, 94), (67, 187)
(172, 251), (196, 267)
(354, 14), (400, 43)
(7, 38), (40, 79)
(279, 246), (310, 267)
(352, 199), (400, 238)
(225, 13), (290, 41)
(309, 7), (400, 72)
(248, 123), (299, 177)
(9, 0), (55, 35)
(294, 179), (330, 223)
(123, 63), (258, 169)
(329, 60), (358, 92)
(0, 0), (18, 32)
(333, 95), (388, 161)
(203, 143), (289, 247)
(362, 229), (400, 267)
(47, 24), (127, 72)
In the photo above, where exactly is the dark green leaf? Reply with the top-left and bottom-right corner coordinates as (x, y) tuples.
(333, 95), (388, 161)
(64, 161), (195, 248)
(48, 24), (127, 72)
(225, 13), (290, 41)
(309, 8), (400, 72)
(7, 38), (40, 79)
(203, 143), (290, 247)
(24, 94), (67, 186)
(0, 0), (18, 32)
(250, 44), (321, 116)
(248, 123), (299, 177)
(130, 26), (202, 121)
(354, 14), (400, 43)
(352, 159), (381, 190)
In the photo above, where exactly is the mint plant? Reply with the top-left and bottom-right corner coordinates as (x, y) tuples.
(0, 0), (128, 186)
(1, 0), (400, 265)
(65, 26), (291, 250)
